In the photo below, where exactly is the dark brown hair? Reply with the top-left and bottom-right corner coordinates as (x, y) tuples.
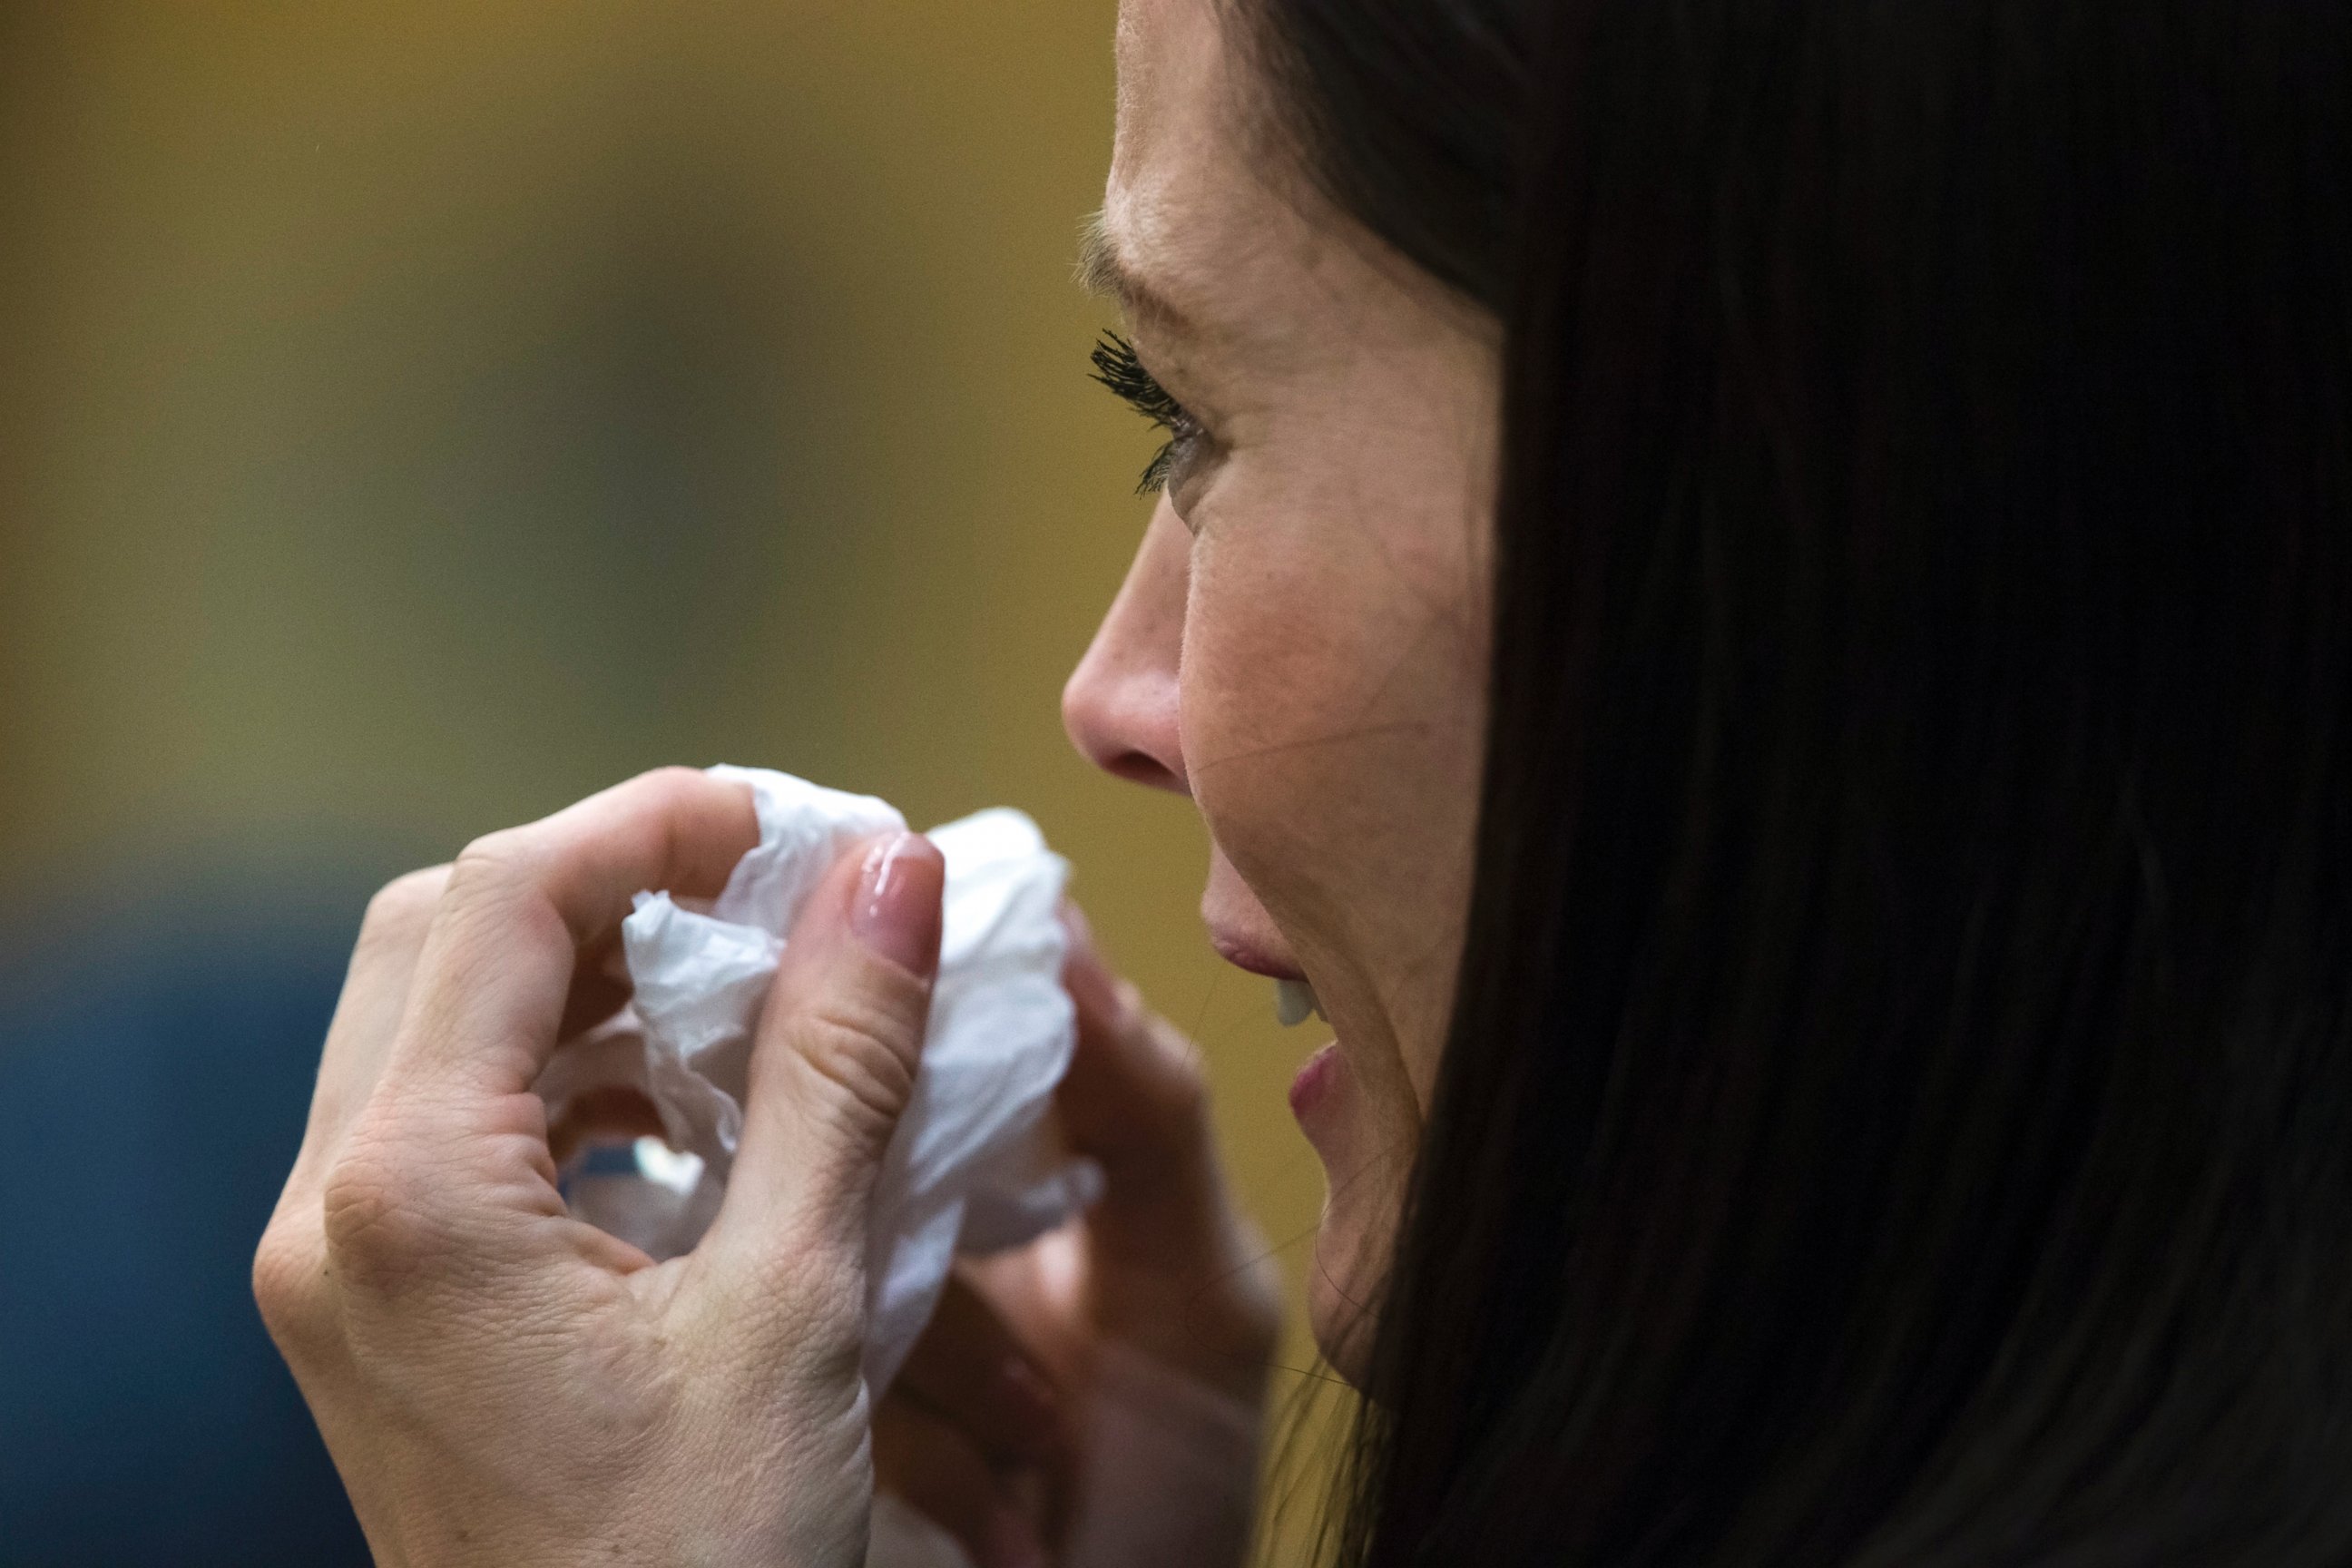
(1249, 1), (2352, 1562)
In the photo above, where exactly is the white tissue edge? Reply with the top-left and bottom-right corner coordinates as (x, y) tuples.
(535, 767), (1103, 1396)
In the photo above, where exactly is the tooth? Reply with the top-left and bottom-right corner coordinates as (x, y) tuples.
(1275, 977), (1316, 1028)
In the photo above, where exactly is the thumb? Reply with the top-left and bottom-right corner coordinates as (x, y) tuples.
(704, 830), (944, 1299)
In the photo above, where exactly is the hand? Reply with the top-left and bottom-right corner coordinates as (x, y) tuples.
(871, 911), (1284, 1568)
(254, 769), (948, 1568)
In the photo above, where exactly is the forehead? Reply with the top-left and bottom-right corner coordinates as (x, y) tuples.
(1112, 0), (1227, 164)
(1107, 0), (1289, 319)
(1102, 0), (1482, 366)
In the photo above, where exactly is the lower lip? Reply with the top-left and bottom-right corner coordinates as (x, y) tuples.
(1289, 1042), (1338, 1122)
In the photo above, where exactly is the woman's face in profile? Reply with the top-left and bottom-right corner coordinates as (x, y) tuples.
(1063, 0), (1501, 1371)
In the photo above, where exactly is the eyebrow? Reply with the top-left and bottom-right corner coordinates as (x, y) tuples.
(1076, 210), (1195, 336)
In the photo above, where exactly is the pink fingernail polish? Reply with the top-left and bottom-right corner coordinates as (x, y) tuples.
(851, 832), (944, 978)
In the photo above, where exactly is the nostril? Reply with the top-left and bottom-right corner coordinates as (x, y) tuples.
(1103, 749), (1183, 792)
(1063, 674), (1189, 795)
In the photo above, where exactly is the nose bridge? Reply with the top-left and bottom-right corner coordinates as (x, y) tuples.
(1063, 507), (1191, 794)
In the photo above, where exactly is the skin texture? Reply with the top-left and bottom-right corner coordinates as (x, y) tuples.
(260, 770), (1279, 1568)
(257, 772), (926, 1568)
(1064, 0), (1499, 1377)
(257, 2), (1494, 1561)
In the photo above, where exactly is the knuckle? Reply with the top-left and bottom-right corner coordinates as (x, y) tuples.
(448, 829), (530, 897)
(604, 768), (710, 848)
(359, 867), (450, 948)
(632, 764), (709, 799)
(319, 1133), (456, 1294)
(788, 990), (923, 1138)
(441, 834), (554, 941)
(251, 1215), (333, 1349)
(629, 766), (712, 862)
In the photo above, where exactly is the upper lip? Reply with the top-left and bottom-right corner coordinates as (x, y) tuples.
(1208, 926), (1308, 982)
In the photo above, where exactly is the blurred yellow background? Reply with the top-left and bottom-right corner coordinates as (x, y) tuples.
(0, 0), (1339, 1555)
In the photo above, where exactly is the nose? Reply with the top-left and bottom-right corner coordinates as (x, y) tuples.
(1063, 505), (1190, 794)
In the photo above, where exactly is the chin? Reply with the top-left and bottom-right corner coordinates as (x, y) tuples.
(1306, 1209), (1385, 1386)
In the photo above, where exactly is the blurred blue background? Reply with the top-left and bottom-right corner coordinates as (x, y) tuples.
(0, 890), (363, 1561)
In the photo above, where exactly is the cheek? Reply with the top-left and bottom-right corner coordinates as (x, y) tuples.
(1176, 493), (1489, 1094)
(1177, 535), (1357, 828)
(1174, 431), (1492, 782)
(1177, 527), (1416, 887)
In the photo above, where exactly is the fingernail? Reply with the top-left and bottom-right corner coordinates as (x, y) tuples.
(852, 832), (944, 978)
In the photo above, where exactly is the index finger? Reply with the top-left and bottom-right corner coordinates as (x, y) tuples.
(389, 767), (760, 1099)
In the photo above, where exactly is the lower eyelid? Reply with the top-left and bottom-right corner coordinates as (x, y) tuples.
(1166, 431), (1216, 495)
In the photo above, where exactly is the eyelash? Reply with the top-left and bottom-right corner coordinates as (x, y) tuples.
(1090, 330), (1202, 495)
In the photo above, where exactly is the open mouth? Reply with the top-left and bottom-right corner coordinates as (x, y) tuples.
(1207, 926), (1328, 1028)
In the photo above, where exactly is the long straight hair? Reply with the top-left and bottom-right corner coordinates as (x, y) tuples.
(1247, 1), (2352, 1562)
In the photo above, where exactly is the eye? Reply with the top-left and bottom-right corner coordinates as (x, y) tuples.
(1090, 331), (1205, 496)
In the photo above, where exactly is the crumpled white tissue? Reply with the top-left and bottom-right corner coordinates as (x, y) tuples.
(534, 766), (1102, 1394)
